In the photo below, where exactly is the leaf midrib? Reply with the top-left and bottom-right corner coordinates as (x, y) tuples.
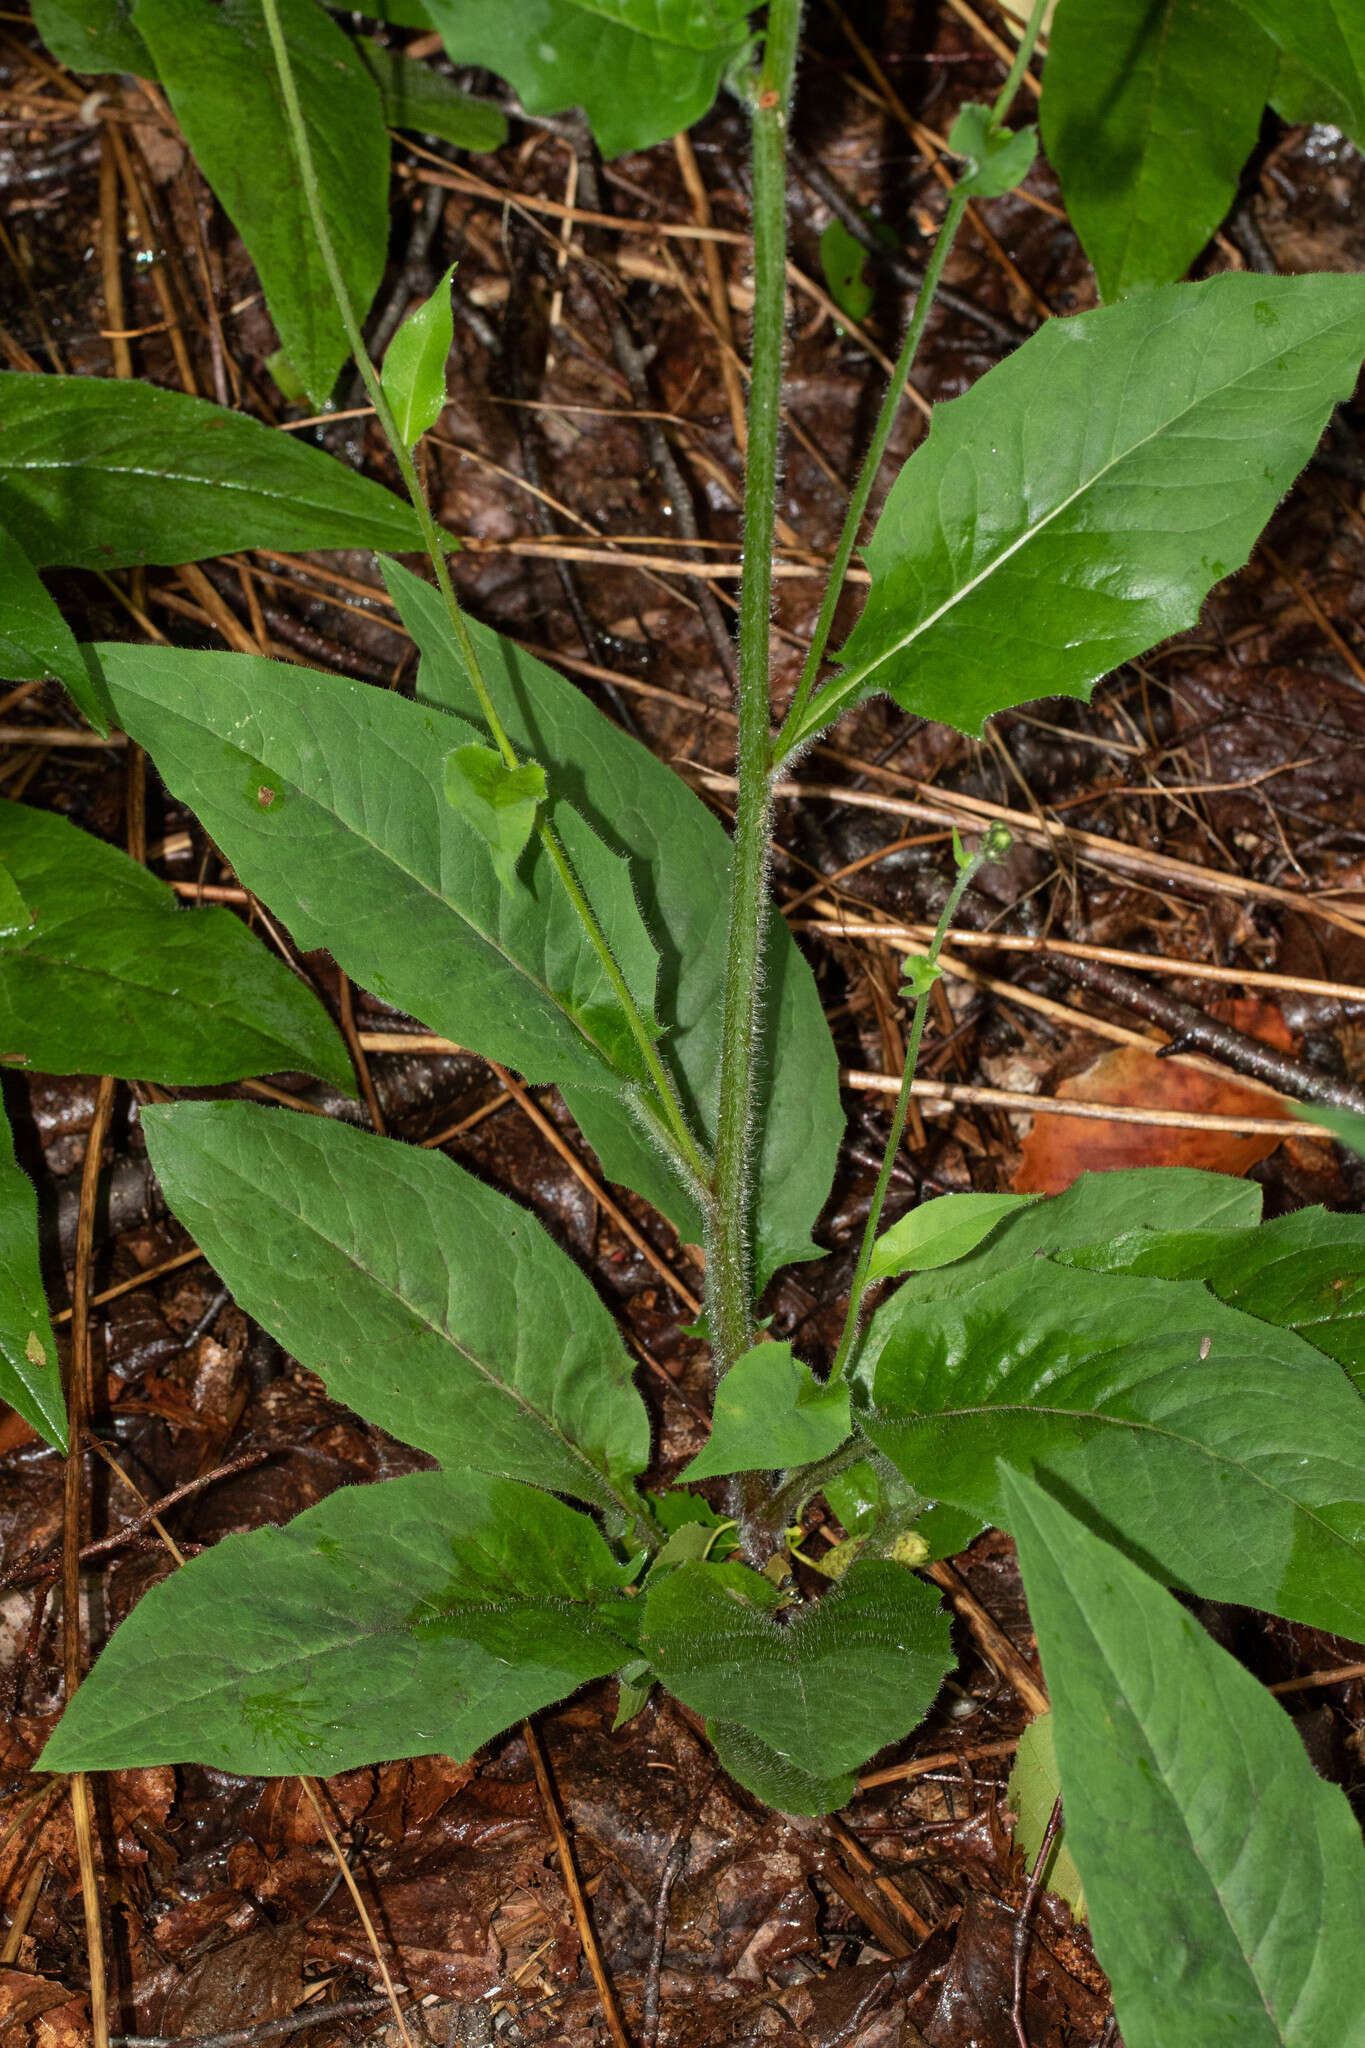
(884, 1396), (1364, 1562)
(135, 681), (630, 1084)
(206, 1140), (625, 1509)
(834, 301), (1356, 705)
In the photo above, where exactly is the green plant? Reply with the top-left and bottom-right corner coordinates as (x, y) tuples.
(7, 0), (1365, 2038)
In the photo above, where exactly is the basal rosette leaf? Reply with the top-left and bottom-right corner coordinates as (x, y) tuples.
(680, 1340), (851, 1481)
(0, 374), (426, 568)
(1058, 1208), (1365, 1389)
(0, 800), (352, 1090)
(40, 1470), (637, 1774)
(384, 561), (842, 1284)
(802, 274), (1365, 744)
(641, 1557), (952, 1793)
(421, 0), (751, 158)
(89, 644), (661, 1098)
(142, 1102), (651, 1512)
(863, 1259), (1365, 1639)
(1004, 1467), (1365, 2047)
(134, 0), (389, 407)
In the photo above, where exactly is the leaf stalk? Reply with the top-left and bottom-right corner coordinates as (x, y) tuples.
(259, 0), (707, 1188)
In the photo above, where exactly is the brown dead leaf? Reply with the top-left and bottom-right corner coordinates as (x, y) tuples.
(1013, 1044), (1289, 1194)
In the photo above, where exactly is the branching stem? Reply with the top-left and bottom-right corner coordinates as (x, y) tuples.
(829, 825), (1011, 1385)
(259, 0), (706, 1186)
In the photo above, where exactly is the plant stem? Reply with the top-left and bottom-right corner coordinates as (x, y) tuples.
(258, 0), (706, 1186)
(772, 188), (968, 762)
(772, 0), (1047, 764)
(829, 824), (1011, 1384)
(706, 0), (803, 1384)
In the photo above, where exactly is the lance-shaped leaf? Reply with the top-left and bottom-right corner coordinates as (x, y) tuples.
(31, 0), (148, 72)
(1041, 0), (1276, 300)
(1241, 0), (1365, 143)
(40, 1470), (637, 1775)
(143, 1102), (651, 1510)
(1004, 1466), (1365, 2048)
(354, 38), (507, 150)
(89, 644), (661, 1096)
(0, 1103), (65, 1452)
(0, 518), (110, 733)
(1297, 1101), (1365, 1159)
(804, 274), (1365, 744)
(384, 560), (843, 1283)
(866, 1190), (1035, 1286)
(877, 1167), (1261, 1314)
(0, 801), (351, 1089)
(0, 374), (425, 568)
(422, 0), (752, 159)
(863, 1259), (1365, 1640)
(133, 0), (389, 409)
(382, 263), (456, 447)
(641, 1558), (952, 1790)
(680, 1341), (850, 1482)
(1058, 1208), (1365, 1388)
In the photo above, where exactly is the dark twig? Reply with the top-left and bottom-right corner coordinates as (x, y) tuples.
(1011, 1793), (1062, 2048)
(641, 1770), (716, 2048)
(1040, 948), (1365, 1117)
(109, 1999), (395, 2048)
(789, 144), (1024, 349)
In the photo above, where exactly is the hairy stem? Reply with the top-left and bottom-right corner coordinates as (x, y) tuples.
(259, 0), (706, 1186)
(706, 0), (803, 1390)
(830, 825), (1012, 1384)
(772, 189), (968, 761)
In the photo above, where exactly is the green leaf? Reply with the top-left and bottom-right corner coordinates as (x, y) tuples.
(707, 1720), (862, 1815)
(382, 263), (457, 447)
(355, 37), (508, 150)
(948, 103), (1037, 199)
(807, 274), (1365, 744)
(1006, 1713), (1085, 1921)
(40, 1469), (636, 1774)
(641, 1557), (952, 1790)
(1295, 1100), (1365, 1160)
(1041, 0), (1276, 299)
(89, 643), (663, 1097)
(1003, 1466), (1365, 2048)
(133, 0), (389, 409)
(31, 0), (149, 72)
(0, 374), (426, 569)
(818, 218), (875, 326)
(421, 0), (752, 158)
(0, 801), (351, 1089)
(0, 517), (111, 733)
(679, 1341), (851, 1482)
(863, 1258), (1365, 1639)
(1058, 1209), (1365, 1389)
(1241, 0), (1365, 144)
(900, 952), (942, 999)
(142, 1101), (650, 1510)
(866, 1191), (1035, 1286)
(443, 743), (546, 891)
(878, 1167), (1261, 1312)
(0, 1104), (65, 1452)
(384, 560), (843, 1286)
